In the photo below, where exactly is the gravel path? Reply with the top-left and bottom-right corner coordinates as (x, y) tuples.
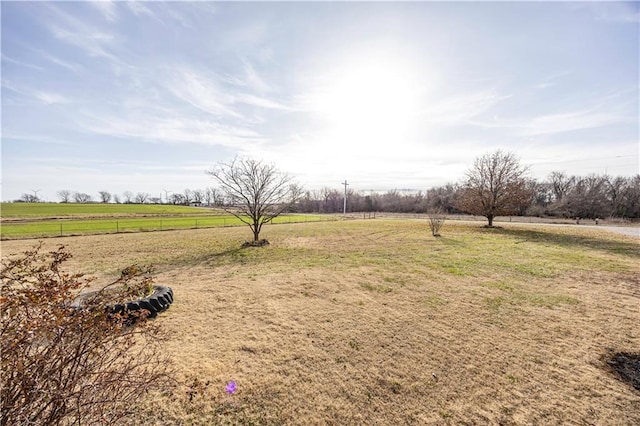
(578, 225), (640, 238)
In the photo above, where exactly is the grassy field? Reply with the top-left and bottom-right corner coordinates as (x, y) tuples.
(0, 214), (328, 239)
(0, 202), (215, 218)
(1, 220), (638, 424)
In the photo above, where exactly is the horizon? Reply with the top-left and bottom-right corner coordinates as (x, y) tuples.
(2, 1), (639, 202)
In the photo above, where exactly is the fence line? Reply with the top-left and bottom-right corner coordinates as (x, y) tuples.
(1, 215), (339, 240)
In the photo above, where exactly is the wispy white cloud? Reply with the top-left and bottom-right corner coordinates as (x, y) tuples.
(159, 3), (194, 29)
(1, 55), (45, 71)
(2, 80), (70, 105)
(420, 90), (510, 125)
(42, 3), (122, 65)
(78, 109), (267, 149)
(33, 50), (83, 73)
(521, 109), (632, 136)
(221, 60), (273, 94)
(531, 71), (571, 90)
(241, 60), (271, 93)
(1, 132), (76, 146)
(161, 65), (292, 119)
(235, 93), (291, 111)
(126, 1), (155, 18)
(164, 68), (244, 119)
(89, 0), (118, 22)
(51, 27), (118, 61)
(34, 92), (69, 105)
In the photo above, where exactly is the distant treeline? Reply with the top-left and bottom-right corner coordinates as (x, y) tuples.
(294, 173), (640, 219)
(13, 172), (640, 219)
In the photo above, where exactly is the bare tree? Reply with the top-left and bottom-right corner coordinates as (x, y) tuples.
(425, 184), (460, 214)
(57, 189), (72, 203)
(19, 193), (41, 203)
(207, 157), (301, 243)
(113, 194), (121, 204)
(134, 192), (149, 204)
(169, 193), (185, 205)
(191, 189), (204, 204)
(98, 190), (112, 204)
(73, 192), (92, 203)
(548, 171), (575, 202)
(182, 189), (193, 205)
(210, 188), (224, 206)
(564, 174), (609, 219)
(320, 187), (342, 213)
(122, 191), (134, 204)
(619, 175), (640, 218)
(605, 175), (627, 218)
(203, 188), (214, 206)
(457, 150), (531, 227)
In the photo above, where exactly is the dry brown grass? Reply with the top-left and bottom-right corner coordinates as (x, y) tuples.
(2, 220), (639, 425)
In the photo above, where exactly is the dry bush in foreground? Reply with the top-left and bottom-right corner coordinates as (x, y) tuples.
(0, 244), (171, 426)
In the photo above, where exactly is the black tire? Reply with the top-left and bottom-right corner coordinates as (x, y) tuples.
(111, 303), (125, 315)
(126, 301), (141, 311)
(138, 299), (157, 318)
(155, 286), (173, 304)
(104, 286), (173, 323)
(148, 296), (164, 312)
(157, 294), (170, 309)
(148, 286), (173, 313)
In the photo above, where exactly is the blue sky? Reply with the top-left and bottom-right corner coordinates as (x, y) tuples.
(2, 1), (638, 202)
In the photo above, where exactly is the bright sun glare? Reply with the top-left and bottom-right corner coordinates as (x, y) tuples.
(311, 56), (423, 155)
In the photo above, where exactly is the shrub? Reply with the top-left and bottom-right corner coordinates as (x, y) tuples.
(1, 244), (171, 425)
(427, 208), (447, 237)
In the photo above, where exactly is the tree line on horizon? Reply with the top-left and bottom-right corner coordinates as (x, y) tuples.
(295, 171), (640, 220)
(14, 170), (640, 220)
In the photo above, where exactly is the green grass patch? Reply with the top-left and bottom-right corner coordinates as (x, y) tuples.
(0, 202), (211, 218)
(483, 287), (579, 313)
(524, 294), (580, 308)
(423, 294), (448, 306)
(480, 281), (515, 292)
(360, 282), (393, 293)
(0, 214), (329, 239)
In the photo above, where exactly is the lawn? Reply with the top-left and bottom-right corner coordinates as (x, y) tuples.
(0, 214), (328, 239)
(1, 220), (638, 424)
(0, 202), (212, 219)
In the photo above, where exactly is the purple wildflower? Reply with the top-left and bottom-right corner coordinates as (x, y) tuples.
(225, 380), (237, 395)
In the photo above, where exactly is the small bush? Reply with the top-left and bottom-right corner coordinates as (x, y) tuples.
(1, 244), (171, 425)
(427, 209), (447, 237)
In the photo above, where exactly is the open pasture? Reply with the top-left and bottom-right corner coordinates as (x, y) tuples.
(0, 213), (327, 239)
(0, 202), (211, 219)
(1, 220), (638, 424)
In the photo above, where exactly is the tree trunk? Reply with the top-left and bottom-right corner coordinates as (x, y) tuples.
(487, 215), (494, 227)
(252, 220), (261, 242)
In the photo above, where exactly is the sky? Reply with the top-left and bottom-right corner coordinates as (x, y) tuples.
(1, 1), (639, 202)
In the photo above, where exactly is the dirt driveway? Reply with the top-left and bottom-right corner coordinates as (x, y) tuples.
(578, 225), (640, 238)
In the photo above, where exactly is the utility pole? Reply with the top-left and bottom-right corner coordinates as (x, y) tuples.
(162, 189), (171, 204)
(30, 189), (41, 202)
(341, 180), (349, 215)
